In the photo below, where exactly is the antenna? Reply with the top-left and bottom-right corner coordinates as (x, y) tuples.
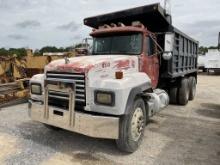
(218, 32), (220, 51)
(164, 0), (171, 16)
(164, 0), (172, 24)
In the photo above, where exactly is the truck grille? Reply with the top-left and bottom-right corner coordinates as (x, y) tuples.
(46, 71), (86, 110)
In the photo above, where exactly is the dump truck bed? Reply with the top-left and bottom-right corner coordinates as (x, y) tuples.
(84, 3), (171, 32)
(162, 28), (198, 78)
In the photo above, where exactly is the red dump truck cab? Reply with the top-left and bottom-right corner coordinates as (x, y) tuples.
(91, 25), (160, 88)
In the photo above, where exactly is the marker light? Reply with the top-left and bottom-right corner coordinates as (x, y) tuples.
(115, 71), (123, 79)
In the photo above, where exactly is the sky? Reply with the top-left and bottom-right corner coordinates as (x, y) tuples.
(0, 0), (219, 49)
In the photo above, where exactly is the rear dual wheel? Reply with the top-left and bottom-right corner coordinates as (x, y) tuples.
(188, 77), (196, 101)
(178, 78), (190, 105)
(169, 87), (178, 104)
(169, 76), (196, 105)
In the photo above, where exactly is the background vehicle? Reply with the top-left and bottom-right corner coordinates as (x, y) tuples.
(198, 33), (220, 73)
(0, 49), (74, 107)
(29, 3), (198, 153)
(198, 55), (206, 72)
(0, 56), (29, 107)
(204, 49), (220, 73)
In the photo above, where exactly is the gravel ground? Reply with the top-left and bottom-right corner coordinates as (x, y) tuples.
(0, 74), (220, 165)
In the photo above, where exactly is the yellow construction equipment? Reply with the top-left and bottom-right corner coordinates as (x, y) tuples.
(0, 49), (75, 107)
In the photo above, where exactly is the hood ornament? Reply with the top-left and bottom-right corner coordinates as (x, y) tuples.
(64, 56), (70, 64)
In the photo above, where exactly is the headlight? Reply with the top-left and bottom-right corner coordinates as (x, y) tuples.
(95, 91), (115, 106)
(31, 83), (42, 95)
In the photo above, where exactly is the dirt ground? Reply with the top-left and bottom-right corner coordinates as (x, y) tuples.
(0, 74), (219, 165)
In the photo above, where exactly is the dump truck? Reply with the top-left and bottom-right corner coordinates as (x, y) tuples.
(28, 3), (198, 153)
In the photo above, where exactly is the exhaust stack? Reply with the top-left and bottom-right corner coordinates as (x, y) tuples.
(164, 0), (172, 24)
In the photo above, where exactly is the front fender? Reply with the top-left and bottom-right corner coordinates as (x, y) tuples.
(87, 72), (152, 115)
(124, 82), (152, 115)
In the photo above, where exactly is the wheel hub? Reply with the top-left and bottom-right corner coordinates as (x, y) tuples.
(131, 107), (144, 141)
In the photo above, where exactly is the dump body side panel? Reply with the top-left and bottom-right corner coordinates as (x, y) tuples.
(160, 28), (198, 79)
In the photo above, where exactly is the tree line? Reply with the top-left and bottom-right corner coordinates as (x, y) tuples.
(0, 44), (84, 58)
(0, 48), (27, 58)
(0, 45), (218, 58)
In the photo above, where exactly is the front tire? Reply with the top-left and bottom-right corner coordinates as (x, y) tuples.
(116, 98), (147, 153)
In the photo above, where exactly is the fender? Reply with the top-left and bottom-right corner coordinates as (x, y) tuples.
(124, 82), (152, 115)
(88, 72), (152, 115)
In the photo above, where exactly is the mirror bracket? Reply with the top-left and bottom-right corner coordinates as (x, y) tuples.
(163, 33), (174, 60)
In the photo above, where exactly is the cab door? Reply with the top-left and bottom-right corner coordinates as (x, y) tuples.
(140, 35), (159, 89)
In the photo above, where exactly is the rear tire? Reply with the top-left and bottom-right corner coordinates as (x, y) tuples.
(169, 87), (178, 104)
(188, 77), (196, 101)
(178, 78), (189, 105)
(116, 98), (147, 153)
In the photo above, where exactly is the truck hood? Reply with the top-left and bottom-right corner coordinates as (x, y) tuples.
(45, 55), (139, 75)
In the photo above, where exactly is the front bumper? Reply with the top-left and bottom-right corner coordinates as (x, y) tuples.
(28, 100), (119, 139)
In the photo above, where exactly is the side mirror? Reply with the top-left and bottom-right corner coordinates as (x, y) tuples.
(163, 33), (174, 60)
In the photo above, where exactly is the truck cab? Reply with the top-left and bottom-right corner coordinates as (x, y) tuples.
(28, 3), (198, 153)
(91, 23), (160, 88)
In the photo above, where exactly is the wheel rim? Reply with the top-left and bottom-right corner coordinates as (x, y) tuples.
(131, 107), (144, 141)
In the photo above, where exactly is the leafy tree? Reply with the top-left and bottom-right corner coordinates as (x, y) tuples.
(208, 46), (218, 49)
(64, 46), (74, 52)
(0, 48), (9, 56)
(8, 48), (27, 58)
(0, 48), (26, 58)
(39, 46), (60, 55)
(199, 46), (208, 55)
(33, 49), (41, 56)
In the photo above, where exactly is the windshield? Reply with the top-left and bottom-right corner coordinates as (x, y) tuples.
(92, 33), (142, 55)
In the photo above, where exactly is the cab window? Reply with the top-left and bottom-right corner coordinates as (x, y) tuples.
(146, 37), (155, 56)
